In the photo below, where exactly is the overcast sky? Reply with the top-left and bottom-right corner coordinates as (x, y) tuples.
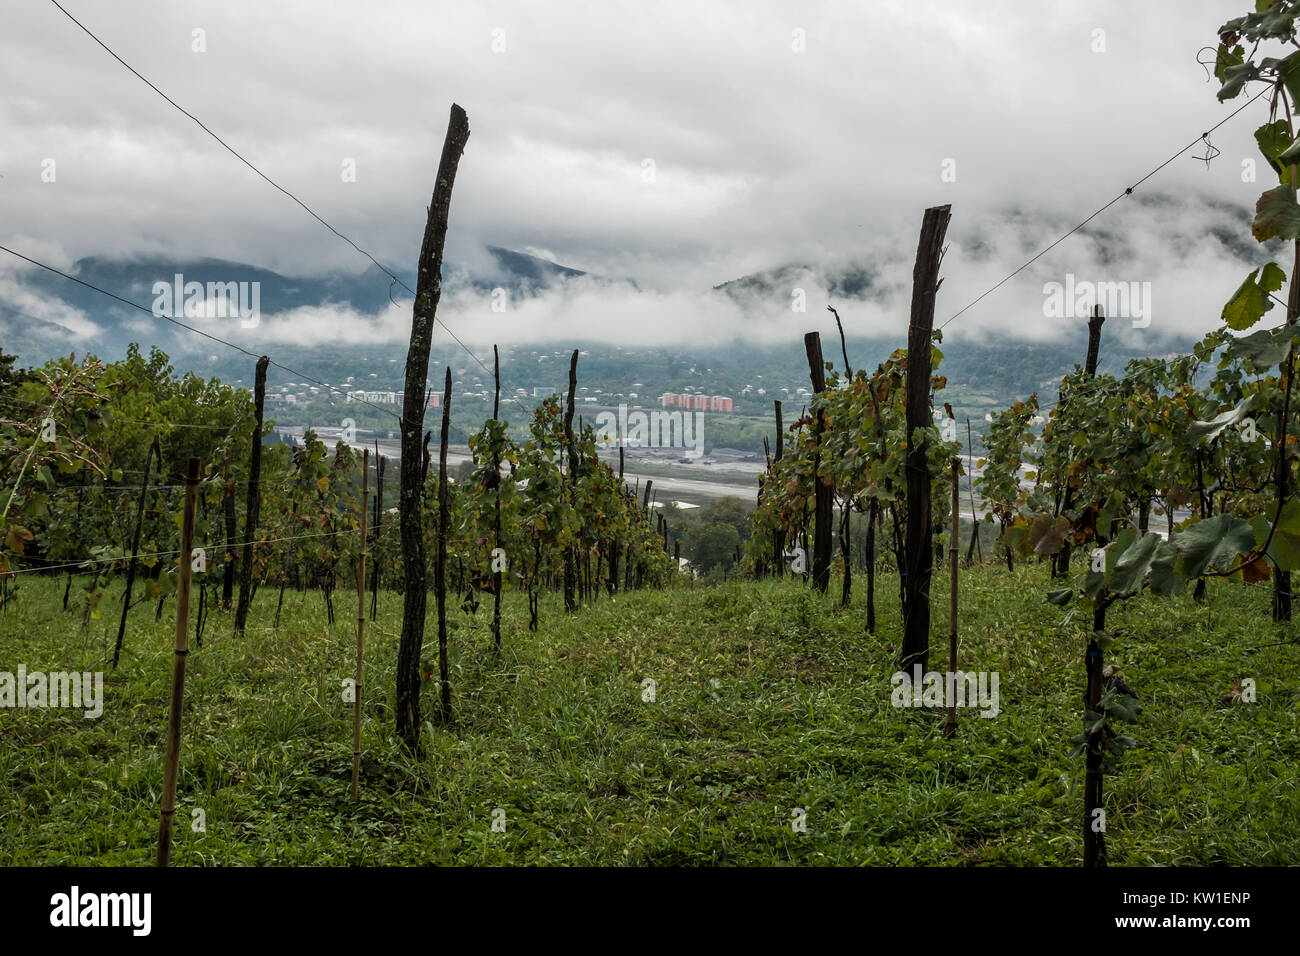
(0, 0), (1290, 351)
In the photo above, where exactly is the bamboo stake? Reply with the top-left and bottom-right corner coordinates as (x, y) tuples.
(436, 368), (453, 723)
(371, 443), (382, 621)
(492, 344), (503, 651)
(944, 457), (959, 738)
(352, 449), (369, 800)
(157, 456), (200, 867)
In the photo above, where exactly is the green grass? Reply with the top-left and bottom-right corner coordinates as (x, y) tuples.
(1, 560), (1297, 865)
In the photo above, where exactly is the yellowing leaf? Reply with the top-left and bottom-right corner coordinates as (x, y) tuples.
(4, 524), (34, 554)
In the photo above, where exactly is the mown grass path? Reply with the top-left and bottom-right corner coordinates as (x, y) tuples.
(1, 563), (1296, 865)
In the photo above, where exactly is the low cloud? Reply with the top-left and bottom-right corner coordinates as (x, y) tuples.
(146, 187), (1265, 363)
(0, 0), (1272, 304)
(6, 187), (1276, 363)
(0, 257), (102, 341)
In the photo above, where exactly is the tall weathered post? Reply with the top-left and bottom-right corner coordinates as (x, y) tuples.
(900, 204), (950, 672)
(235, 355), (269, 634)
(1056, 305), (1105, 579)
(1085, 305), (1105, 377)
(804, 333), (832, 593)
(396, 104), (470, 753)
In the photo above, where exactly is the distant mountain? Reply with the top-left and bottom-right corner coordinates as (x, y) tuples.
(713, 262), (878, 301)
(0, 245), (593, 361)
(710, 192), (1287, 318)
(0, 192), (1265, 409)
(469, 246), (586, 290)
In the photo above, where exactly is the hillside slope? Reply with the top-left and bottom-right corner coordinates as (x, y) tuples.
(3, 565), (1294, 865)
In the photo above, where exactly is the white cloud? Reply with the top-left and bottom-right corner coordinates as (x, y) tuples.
(0, 0), (1282, 353)
(0, 267), (102, 340)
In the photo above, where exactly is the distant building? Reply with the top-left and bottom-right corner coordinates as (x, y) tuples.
(659, 392), (732, 411)
(347, 390), (399, 405)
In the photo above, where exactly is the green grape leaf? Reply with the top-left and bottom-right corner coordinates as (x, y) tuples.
(1253, 184), (1300, 242)
(1222, 263), (1284, 330)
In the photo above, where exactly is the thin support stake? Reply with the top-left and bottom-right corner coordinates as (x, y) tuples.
(353, 449), (369, 801)
(156, 456), (200, 867)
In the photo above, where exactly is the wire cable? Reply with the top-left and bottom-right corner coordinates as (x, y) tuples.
(937, 86), (1272, 332)
(0, 242), (401, 422)
(46, 0), (531, 423)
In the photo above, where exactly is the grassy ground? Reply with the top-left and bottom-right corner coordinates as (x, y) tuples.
(1, 559), (1297, 865)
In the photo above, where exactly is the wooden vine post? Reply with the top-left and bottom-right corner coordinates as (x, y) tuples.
(964, 418), (982, 564)
(221, 479), (237, 609)
(900, 204), (950, 672)
(113, 434), (159, 668)
(1054, 306), (1104, 578)
(1274, 239), (1300, 622)
(757, 439), (768, 579)
(608, 446), (624, 595)
(864, 499), (878, 633)
(352, 449), (369, 801)
(803, 333), (832, 593)
(829, 306), (855, 604)
(773, 399), (785, 576)
(562, 349), (579, 613)
(396, 103), (469, 753)
(235, 354), (269, 634)
(156, 456), (200, 867)
(1077, 305), (1108, 866)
